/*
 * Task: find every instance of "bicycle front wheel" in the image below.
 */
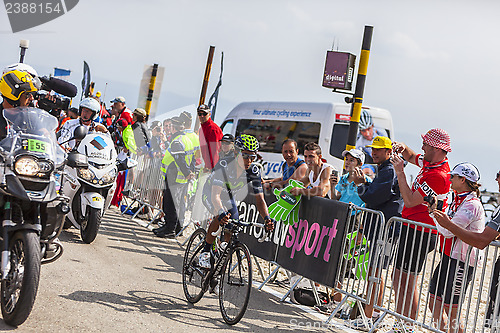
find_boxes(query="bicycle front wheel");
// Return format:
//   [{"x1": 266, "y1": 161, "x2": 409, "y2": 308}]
[
  {"x1": 218, "y1": 243, "x2": 252, "y2": 325},
  {"x1": 182, "y1": 228, "x2": 207, "y2": 303}
]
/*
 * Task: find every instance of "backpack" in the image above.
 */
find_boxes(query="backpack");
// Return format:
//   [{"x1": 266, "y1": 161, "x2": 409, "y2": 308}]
[{"x1": 292, "y1": 288, "x2": 329, "y2": 307}]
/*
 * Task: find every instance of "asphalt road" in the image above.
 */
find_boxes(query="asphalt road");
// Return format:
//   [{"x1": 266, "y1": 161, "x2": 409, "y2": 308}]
[{"x1": 0, "y1": 207, "x2": 350, "y2": 332}]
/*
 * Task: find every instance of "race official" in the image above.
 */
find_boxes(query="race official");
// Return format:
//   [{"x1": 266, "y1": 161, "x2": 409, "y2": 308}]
[{"x1": 154, "y1": 116, "x2": 196, "y2": 238}]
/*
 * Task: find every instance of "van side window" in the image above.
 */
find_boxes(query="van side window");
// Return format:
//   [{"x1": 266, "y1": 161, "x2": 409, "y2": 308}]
[
  {"x1": 236, "y1": 119, "x2": 321, "y2": 154},
  {"x1": 220, "y1": 119, "x2": 234, "y2": 134},
  {"x1": 329, "y1": 124, "x2": 349, "y2": 159}
]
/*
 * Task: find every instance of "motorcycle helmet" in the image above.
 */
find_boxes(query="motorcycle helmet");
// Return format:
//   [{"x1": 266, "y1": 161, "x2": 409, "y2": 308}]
[
  {"x1": 0, "y1": 70, "x2": 37, "y2": 107},
  {"x1": 358, "y1": 109, "x2": 373, "y2": 131},
  {"x1": 79, "y1": 97, "x2": 101, "y2": 121},
  {"x1": 2, "y1": 63, "x2": 41, "y2": 89},
  {"x1": 234, "y1": 134, "x2": 259, "y2": 152}
]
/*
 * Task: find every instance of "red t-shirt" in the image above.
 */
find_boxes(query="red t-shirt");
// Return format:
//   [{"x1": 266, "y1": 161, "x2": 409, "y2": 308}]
[
  {"x1": 200, "y1": 118, "x2": 223, "y2": 169},
  {"x1": 119, "y1": 107, "x2": 133, "y2": 125},
  {"x1": 402, "y1": 154, "x2": 451, "y2": 234}
]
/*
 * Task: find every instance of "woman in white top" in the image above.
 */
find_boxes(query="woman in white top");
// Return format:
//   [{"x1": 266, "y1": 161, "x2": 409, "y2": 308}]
[
  {"x1": 290, "y1": 142, "x2": 336, "y2": 198},
  {"x1": 430, "y1": 162, "x2": 485, "y2": 333}
]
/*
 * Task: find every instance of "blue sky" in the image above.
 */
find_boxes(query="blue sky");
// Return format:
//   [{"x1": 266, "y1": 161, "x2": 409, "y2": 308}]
[{"x1": 1, "y1": 0, "x2": 499, "y2": 190}]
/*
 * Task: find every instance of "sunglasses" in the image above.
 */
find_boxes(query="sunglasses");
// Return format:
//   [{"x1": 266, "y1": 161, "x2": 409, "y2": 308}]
[
  {"x1": 241, "y1": 152, "x2": 257, "y2": 161},
  {"x1": 197, "y1": 111, "x2": 208, "y2": 116}
]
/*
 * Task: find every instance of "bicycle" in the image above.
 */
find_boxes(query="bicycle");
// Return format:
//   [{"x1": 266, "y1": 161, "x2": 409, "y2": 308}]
[{"x1": 182, "y1": 218, "x2": 266, "y2": 325}]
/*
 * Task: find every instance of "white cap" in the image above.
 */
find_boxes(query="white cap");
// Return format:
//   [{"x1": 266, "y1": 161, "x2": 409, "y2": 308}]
[
  {"x1": 342, "y1": 148, "x2": 365, "y2": 165},
  {"x1": 450, "y1": 162, "x2": 480, "y2": 183}
]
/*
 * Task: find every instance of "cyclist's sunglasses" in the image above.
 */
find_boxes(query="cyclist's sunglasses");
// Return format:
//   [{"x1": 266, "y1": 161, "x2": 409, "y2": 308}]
[{"x1": 241, "y1": 152, "x2": 257, "y2": 161}]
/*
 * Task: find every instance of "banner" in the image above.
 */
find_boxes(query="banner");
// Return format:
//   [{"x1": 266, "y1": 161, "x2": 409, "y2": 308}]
[
  {"x1": 54, "y1": 67, "x2": 71, "y2": 79},
  {"x1": 276, "y1": 197, "x2": 350, "y2": 287},
  {"x1": 238, "y1": 190, "x2": 350, "y2": 287},
  {"x1": 81, "y1": 61, "x2": 91, "y2": 99}
]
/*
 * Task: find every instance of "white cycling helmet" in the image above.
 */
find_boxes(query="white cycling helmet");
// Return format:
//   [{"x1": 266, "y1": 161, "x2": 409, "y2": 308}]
[
  {"x1": 2, "y1": 63, "x2": 41, "y2": 89},
  {"x1": 79, "y1": 97, "x2": 101, "y2": 121}
]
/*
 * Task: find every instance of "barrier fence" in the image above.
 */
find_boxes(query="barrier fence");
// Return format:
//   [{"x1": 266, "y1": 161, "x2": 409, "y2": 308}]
[{"x1": 118, "y1": 159, "x2": 500, "y2": 332}]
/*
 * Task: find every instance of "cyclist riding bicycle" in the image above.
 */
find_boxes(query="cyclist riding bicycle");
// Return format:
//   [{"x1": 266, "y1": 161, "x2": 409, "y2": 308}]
[{"x1": 199, "y1": 134, "x2": 274, "y2": 269}]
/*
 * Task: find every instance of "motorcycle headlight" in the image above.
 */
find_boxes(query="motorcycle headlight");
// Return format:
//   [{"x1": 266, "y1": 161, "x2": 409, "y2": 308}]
[
  {"x1": 101, "y1": 173, "x2": 115, "y2": 184},
  {"x1": 15, "y1": 157, "x2": 40, "y2": 176},
  {"x1": 77, "y1": 168, "x2": 94, "y2": 181}
]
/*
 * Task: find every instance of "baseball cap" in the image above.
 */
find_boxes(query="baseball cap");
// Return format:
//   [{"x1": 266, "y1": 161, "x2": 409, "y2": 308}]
[
  {"x1": 450, "y1": 162, "x2": 480, "y2": 183},
  {"x1": 221, "y1": 133, "x2": 235, "y2": 143},
  {"x1": 133, "y1": 108, "x2": 146, "y2": 117},
  {"x1": 366, "y1": 136, "x2": 392, "y2": 149},
  {"x1": 342, "y1": 148, "x2": 365, "y2": 165},
  {"x1": 110, "y1": 96, "x2": 126, "y2": 104},
  {"x1": 179, "y1": 111, "x2": 193, "y2": 123},
  {"x1": 149, "y1": 120, "x2": 161, "y2": 130},
  {"x1": 421, "y1": 128, "x2": 451, "y2": 152},
  {"x1": 170, "y1": 116, "x2": 183, "y2": 126},
  {"x1": 197, "y1": 104, "x2": 210, "y2": 113}
]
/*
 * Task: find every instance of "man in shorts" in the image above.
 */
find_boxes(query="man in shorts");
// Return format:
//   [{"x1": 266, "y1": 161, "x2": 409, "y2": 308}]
[{"x1": 390, "y1": 128, "x2": 452, "y2": 323}]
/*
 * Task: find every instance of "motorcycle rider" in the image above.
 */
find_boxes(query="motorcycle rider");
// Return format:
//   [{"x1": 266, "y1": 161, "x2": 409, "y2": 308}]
[
  {"x1": 57, "y1": 97, "x2": 108, "y2": 151},
  {"x1": 0, "y1": 69, "x2": 38, "y2": 139}
]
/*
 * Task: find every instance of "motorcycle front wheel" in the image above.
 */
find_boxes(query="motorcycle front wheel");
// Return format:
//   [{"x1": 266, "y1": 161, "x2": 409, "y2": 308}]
[
  {"x1": 1, "y1": 231, "x2": 41, "y2": 327},
  {"x1": 80, "y1": 207, "x2": 101, "y2": 244}
]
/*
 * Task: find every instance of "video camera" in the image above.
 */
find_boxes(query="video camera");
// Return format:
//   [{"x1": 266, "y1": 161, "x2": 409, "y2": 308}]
[{"x1": 33, "y1": 76, "x2": 77, "y2": 114}]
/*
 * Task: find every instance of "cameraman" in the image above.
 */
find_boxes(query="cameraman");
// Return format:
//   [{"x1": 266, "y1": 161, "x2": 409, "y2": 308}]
[
  {"x1": 0, "y1": 70, "x2": 38, "y2": 139},
  {"x1": 57, "y1": 97, "x2": 108, "y2": 151}
]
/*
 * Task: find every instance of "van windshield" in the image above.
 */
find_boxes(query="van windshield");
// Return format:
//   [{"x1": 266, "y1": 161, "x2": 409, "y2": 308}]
[{"x1": 236, "y1": 119, "x2": 321, "y2": 153}]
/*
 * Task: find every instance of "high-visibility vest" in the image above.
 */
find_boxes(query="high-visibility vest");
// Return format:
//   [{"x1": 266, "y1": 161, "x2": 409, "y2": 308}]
[
  {"x1": 122, "y1": 125, "x2": 137, "y2": 155},
  {"x1": 161, "y1": 132, "x2": 196, "y2": 183}
]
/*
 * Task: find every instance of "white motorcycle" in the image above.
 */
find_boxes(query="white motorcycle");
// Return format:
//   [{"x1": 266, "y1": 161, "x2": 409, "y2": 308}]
[{"x1": 62, "y1": 131, "x2": 118, "y2": 244}]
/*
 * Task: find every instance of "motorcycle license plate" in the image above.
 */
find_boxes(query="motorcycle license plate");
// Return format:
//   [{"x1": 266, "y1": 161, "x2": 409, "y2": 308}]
[{"x1": 27, "y1": 139, "x2": 48, "y2": 153}]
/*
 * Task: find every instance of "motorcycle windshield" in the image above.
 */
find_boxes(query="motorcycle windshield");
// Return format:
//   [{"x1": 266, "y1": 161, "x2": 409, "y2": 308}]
[{"x1": 2, "y1": 107, "x2": 66, "y2": 165}]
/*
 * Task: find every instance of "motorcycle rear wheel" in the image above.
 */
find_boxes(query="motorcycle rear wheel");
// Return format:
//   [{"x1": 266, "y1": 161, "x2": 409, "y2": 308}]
[
  {"x1": 1, "y1": 231, "x2": 41, "y2": 327},
  {"x1": 81, "y1": 207, "x2": 101, "y2": 244}
]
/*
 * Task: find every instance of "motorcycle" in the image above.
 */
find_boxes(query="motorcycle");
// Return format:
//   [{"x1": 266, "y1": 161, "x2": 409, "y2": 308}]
[
  {"x1": 61, "y1": 130, "x2": 135, "y2": 244},
  {"x1": 0, "y1": 107, "x2": 70, "y2": 326}
]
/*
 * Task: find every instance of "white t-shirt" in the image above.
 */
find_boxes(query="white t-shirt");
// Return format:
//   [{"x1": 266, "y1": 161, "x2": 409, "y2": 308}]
[{"x1": 308, "y1": 163, "x2": 335, "y2": 198}]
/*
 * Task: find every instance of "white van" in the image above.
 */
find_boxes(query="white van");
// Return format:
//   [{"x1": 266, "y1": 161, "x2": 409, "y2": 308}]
[{"x1": 220, "y1": 102, "x2": 394, "y2": 179}]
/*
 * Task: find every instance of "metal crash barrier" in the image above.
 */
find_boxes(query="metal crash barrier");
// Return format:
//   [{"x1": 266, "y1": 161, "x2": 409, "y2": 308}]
[{"x1": 118, "y1": 158, "x2": 500, "y2": 332}]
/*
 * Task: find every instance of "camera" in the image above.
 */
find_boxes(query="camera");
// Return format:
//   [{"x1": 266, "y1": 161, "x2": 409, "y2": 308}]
[
  {"x1": 423, "y1": 195, "x2": 444, "y2": 211},
  {"x1": 34, "y1": 91, "x2": 71, "y2": 112}
]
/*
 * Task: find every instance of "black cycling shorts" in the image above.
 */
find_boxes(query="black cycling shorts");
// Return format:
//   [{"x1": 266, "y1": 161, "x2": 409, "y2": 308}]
[
  {"x1": 429, "y1": 254, "x2": 474, "y2": 305},
  {"x1": 394, "y1": 224, "x2": 437, "y2": 274}
]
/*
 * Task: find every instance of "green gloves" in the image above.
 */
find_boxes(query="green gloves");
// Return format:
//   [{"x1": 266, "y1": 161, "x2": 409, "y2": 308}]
[
  {"x1": 268, "y1": 179, "x2": 305, "y2": 225},
  {"x1": 344, "y1": 231, "x2": 370, "y2": 280}
]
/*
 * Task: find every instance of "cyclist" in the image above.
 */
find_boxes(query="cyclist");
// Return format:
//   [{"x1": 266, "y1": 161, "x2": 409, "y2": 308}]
[
  {"x1": 0, "y1": 70, "x2": 38, "y2": 139},
  {"x1": 198, "y1": 134, "x2": 274, "y2": 269},
  {"x1": 57, "y1": 97, "x2": 108, "y2": 150}
]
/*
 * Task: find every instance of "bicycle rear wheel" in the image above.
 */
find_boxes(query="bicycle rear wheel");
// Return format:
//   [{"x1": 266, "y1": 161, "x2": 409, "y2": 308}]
[
  {"x1": 182, "y1": 228, "x2": 207, "y2": 303},
  {"x1": 219, "y1": 243, "x2": 252, "y2": 325}
]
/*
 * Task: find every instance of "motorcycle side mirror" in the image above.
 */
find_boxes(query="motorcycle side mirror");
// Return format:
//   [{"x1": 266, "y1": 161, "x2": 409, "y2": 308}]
[
  {"x1": 67, "y1": 151, "x2": 88, "y2": 168},
  {"x1": 117, "y1": 158, "x2": 138, "y2": 172},
  {"x1": 73, "y1": 126, "x2": 88, "y2": 141}
]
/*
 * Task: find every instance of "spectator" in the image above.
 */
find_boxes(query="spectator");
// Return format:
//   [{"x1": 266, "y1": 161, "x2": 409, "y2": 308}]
[
  {"x1": 180, "y1": 111, "x2": 200, "y2": 164},
  {"x1": 362, "y1": 164, "x2": 376, "y2": 180},
  {"x1": 429, "y1": 163, "x2": 485, "y2": 332},
  {"x1": 163, "y1": 118, "x2": 173, "y2": 143},
  {"x1": 390, "y1": 128, "x2": 452, "y2": 326},
  {"x1": 149, "y1": 120, "x2": 165, "y2": 156},
  {"x1": 219, "y1": 133, "x2": 235, "y2": 159},
  {"x1": 111, "y1": 119, "x2": 136, "y2": 207},
  {"x1": 290, "y1": 142, "x2": 335, "y2": 198},
  {"x1": 347, "y1": 136, "x2": 403, "y2": 330},
  {"x1": 198, "y1": 104, "x2": 223, "y2": 170},
  {"x1": 434, "y1": 171, "x2": 500, "y2": 328},
  {"x1": 330, "y1": 148, "x2": 371, "y2": 207},
  {"x1": 356, "y1": 109, "x2": 388, "y2": 163},
  {"x1": 110, "y1": 96, "x2": 133, "y2": 125},
  {"x1": 131, "y1": 108, "x2": 151, "y2": 155},
  {"x1": 264, "y1": 139, "x2": 308, "y2": 190}
]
